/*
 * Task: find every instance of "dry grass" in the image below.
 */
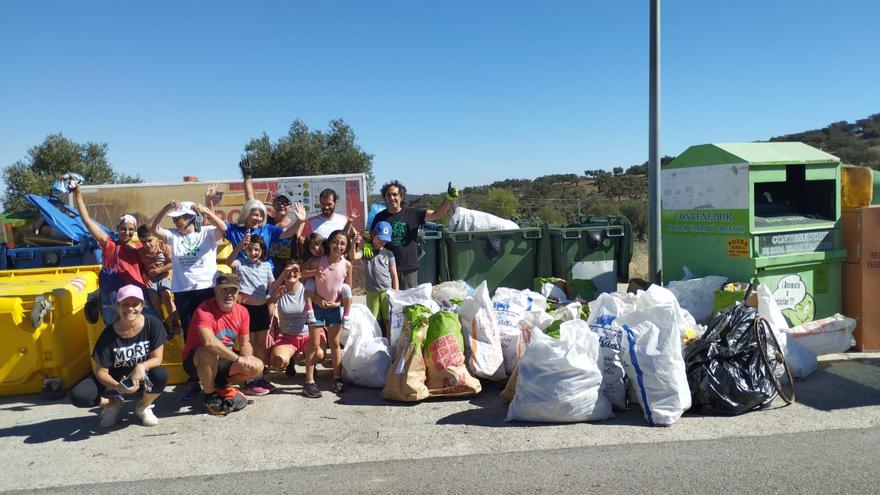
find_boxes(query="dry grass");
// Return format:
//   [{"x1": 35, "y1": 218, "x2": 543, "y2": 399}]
[{"x1": 629, "y1": 241, "x2": 649, "y2": 280}]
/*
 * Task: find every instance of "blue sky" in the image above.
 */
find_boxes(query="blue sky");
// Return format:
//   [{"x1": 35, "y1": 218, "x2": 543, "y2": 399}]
[{"x1": 1, "y1": 1, "x2": 877, "y2": 196}]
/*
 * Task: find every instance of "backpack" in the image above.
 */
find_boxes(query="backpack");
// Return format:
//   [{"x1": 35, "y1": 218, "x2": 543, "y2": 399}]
[{"x1": 215, "y1": 386, "x2": 250, "y2": 415}]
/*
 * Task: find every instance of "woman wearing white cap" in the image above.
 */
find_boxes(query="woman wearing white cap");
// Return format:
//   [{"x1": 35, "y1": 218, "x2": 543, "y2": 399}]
[
  {"x1": 69, "y1": 285, "x2": 169, "y2": 427},
  {"x1": 148, "y1": 199, "x2": 228, "y2": 342},
  {"x1": 70, "y1": 180, "x2": 148, "y2": 325}
]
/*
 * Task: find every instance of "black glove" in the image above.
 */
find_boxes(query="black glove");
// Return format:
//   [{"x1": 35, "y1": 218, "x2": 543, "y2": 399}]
[
  {"x1": 445, "y1": 181, "x2": 459, "y2": 200},
  {"x1": 239, "y1": 156, "x2": 253, "y2": 178}
]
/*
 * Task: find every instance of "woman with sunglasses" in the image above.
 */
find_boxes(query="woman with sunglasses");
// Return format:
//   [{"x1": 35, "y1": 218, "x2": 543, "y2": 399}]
[{"x1": 71, "y1": 181, "x2": 148, "y2": 325}]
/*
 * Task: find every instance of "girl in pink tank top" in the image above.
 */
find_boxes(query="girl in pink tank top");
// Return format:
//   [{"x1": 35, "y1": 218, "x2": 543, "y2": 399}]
[{"x1": 302, "y1": 230, "x2": 353, "y2": 396}]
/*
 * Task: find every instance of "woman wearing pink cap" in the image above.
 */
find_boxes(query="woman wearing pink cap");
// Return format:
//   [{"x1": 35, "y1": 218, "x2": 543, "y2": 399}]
[{"x1": 69, "y1": 285, "x2": 169, "y2": 428}]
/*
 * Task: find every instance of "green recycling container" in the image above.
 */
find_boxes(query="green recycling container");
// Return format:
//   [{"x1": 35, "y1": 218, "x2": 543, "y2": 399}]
[
  {"x1": 416, "y1": 227, "x2": 445, "y2": 285},
  {"x1": 546, "y1": 217, "x2": 632, "y2": 296},
  {"x1": 445, "y1": 227, "x2": 544, "y2": 293}
]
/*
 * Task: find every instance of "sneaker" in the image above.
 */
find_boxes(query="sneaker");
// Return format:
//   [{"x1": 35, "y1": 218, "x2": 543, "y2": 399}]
[
  {"x1": 255, "y1": 378, "x2": 276, "y2": 393},
  {"x1": 203, "y1": 393, "x2": 227, "y2": 416},
  {"x1": 333, "y1": 377, "x2": 346, "y2": 394},
  {"x1": 342, "y1": 315, "x2": 352, "y2": 331},
  {"x1": 99, "y1": 397, "x2": 124, "y2": 428},
  {"x1": 181, "y1": 380, "x2": 202, "y2": 401},
  {"x1": 305, "y1": 310, "x2": 316, "y2": 324},
  {"x1": 244, "y1": 380, "x2": 271, "y2": 396},
  {"x1": 134, "y1": 404, "x2": 159, "y2": 426},
  {"x1": 302, "y1": 382, "x2": 322, "y2": 398},
  {"x1": 285, "y1": 361, "x2": 298, "y2": 377}
]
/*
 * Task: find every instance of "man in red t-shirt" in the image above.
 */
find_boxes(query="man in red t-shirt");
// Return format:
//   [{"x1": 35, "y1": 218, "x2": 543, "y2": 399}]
[{"x1": 182, "y1": 272, "x2": 262, "y2": 414}]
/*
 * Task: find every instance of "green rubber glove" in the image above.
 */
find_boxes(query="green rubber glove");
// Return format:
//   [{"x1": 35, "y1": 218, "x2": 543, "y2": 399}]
[
  {"x1": 445, "y1": 181, "x2": 459, "y2": 200},
  {"x1": 362, "y1": 243, "x2": 375, "y2": 260}
]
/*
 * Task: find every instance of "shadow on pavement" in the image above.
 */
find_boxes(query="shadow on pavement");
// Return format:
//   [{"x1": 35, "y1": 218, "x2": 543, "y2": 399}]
[
  {"x1": 795, "y1": 357, "x2": 880, "y2": 411},
  {"x1": 0, "y1": 391, "x2": 193, "y2": 443}
]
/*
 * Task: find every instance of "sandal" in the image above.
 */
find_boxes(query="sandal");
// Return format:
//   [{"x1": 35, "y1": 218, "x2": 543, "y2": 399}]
[{"x1": 333, "y1": 377, "x2": 346, "y2": 394}]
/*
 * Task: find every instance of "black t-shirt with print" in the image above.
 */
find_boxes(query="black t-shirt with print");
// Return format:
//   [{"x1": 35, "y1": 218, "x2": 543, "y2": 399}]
[
  {"x1": 92, "y1": 315, "x2": 168, "y2": 379},
  {"x1": 370, "y1": 207, "x2": 427, "y2": 273}
]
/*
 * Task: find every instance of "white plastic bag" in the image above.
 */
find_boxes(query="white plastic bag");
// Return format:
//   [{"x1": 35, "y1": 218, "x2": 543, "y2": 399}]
[
  {"x1": 540, "y1": 282, "x2": 568, "y2": 302},
  {"x1": 785, "y1": 339, "x2": 818, "y2": 379},
  {"x1": 492, "y1": 287, "x2": 548, "y2": 374},
  {"x1": 458, "y1": 281, "x2": 506, "y2": 381},
  {"x1": 341, "y1": 309, "x2": 392, "y2": 388},
  {"x1": 432, "y1": 281, "x2": 473, "y2": 304},
  {"x1": 505, "y1": 321, "x2": 612, "y2": 423},
  {"x1": 586, "y1": 293, "x2": 633, "y2": 410},
  {"x1": 341, "y1": 335, "x2": 392, "y2": 388},
  {"x1": 447, "y1": 206, "x2": 519, "y2": 232},
  {"x1": 616, "y1": 286, "x2": 692, "y2": 426},
  {"x1": 339, "y1": 304, "x2": 382, "y2": 347},
  {"x1": 387, "y1": 284, "x2": 440, "y2": 350},
  {"x1": 666, "y1": 275, "x2": 728, "y2": 324},
  {"x1": 785, "y1": 314, "x2": 856, "y2": 356}
]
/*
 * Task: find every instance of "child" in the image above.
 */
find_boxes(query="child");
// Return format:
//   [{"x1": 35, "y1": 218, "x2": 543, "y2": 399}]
[
  {"x1": 360, "y1": 221, "x2": 398, "y2": 338},
  {"x1": 136, "y1": 225, "x2": 181, "y2": 335},
  {"x1": 301, "y1": 230, "x2": 353, "y2": 397},
  {"x1": 301, "y1": 233, "x2": 353, "y2": 328},
  {"x1": 227, "y1": 233, "x2": 276, "y2": 396}
]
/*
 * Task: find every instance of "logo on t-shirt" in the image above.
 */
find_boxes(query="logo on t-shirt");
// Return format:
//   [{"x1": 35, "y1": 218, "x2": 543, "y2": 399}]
[
  {"x1": 391, "y1": 221, "x2": 406, "y2": 246},
  {"x1": 112, "y1": 342, "x2": 150, "y2": 367},
  {"x1": 215, "y1": 328, "x2": 238, "y2": 349}
]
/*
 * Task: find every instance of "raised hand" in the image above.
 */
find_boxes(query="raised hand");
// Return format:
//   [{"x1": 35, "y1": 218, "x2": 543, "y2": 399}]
[
  {"x1": 291, "y1": 202, "x2": 306, "y2": 222},
  {"x1": 445, "y1": 181, "x2": 460, "y2": 200},
  {"x1": 239, "y1": 156, "x2": 253, "y2": 178}
]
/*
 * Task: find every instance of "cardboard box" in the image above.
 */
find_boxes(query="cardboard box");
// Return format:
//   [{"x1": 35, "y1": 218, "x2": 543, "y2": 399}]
[{"x1": 841, "y1": 207, "x2": 880, "y2": 351}]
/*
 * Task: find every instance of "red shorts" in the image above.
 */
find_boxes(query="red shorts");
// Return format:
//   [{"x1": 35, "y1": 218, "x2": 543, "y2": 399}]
[{"x1": 272, "y1": 332, "x2": 326, "y2": 353}]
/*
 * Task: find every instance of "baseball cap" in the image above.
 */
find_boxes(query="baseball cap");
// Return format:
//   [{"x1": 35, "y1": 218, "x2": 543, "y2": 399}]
[
  {"x1": 373, "y1": 221, "x2": 393, "y2": 242},
  {"x1": 167, "y1": 201, "x2": 197, "y2": 218},
  {"x1": 116, "y1": 285, "x2": 145, "y2": 303},
  {"x1": 273, "y1": 193, "x2": 291, "y2": 205},
  {"x1": 214, "y1": 272, "x2": 241, "y2": 289}
]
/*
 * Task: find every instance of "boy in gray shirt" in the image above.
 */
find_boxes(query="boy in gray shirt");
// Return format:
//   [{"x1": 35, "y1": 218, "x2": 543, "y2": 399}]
[{"x1": 361, "y1": 221, "x2": 398, "y2": 337}]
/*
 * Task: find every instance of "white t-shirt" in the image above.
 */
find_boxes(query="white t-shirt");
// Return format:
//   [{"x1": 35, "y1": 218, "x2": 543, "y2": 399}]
[
  {"x1": 163, "y1": 226, "x2": 219, "y2": 292},
  {"x1": 305, "y1": 213, "x2": 348, "y2": 239}
]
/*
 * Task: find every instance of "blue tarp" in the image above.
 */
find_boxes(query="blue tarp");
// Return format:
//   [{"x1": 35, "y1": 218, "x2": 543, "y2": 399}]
[{"x1": 25, "y1": 194, "x2": 113, "y2": 243}]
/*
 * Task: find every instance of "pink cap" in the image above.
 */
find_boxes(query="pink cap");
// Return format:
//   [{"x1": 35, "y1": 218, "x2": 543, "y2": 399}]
[{"x1": 116, "y1": 284, "x2": 145, "y2": 303}]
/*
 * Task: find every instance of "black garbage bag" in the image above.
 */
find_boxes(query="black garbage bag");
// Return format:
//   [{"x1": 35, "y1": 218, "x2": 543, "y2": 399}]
[{"x1": 684, "y1": 302, "x2": 794, "y2": 415}]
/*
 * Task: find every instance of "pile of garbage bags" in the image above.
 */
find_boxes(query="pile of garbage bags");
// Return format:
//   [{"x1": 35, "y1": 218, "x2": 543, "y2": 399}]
[{"x1": 337, "y1": 270, "x2": 861, "y2": 426}]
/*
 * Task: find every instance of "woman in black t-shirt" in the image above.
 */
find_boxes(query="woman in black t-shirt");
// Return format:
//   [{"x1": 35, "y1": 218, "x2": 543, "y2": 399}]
[{"x1": 69, "y1": 285, "x2": 169, "y2": 428}]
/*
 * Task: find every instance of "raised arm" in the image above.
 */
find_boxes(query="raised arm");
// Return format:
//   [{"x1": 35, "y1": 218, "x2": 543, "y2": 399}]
[
  {"x1": 204, "y1": 183, "x2": 221, "y2": 209},
  {"x1": 70, "y1": 185, "x2": 109, "y2": 245},
  {"x1": 148, "y1": 201, "x2": 177, "y2": 239},
  {"x1": 425, "y1": 182, "x2": 459, "y2": 222},
  {"x1": 279, "y1": 202, "x2": 307, "y2": 240},
  {"x1": 240, "y1": 156, "x2": 256, "y2": 202},
  {"x1": 194, "y1": 202, "x2": 228, "y2": 241}
]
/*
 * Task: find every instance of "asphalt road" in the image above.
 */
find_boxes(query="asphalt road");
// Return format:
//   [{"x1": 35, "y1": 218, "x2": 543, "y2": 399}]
[
  {"x1": 0, "y1": 353, "x2": 877, "y2": 493},
  {"x1": 11, "y1": 427, "x2": 879, "y2": 494}
]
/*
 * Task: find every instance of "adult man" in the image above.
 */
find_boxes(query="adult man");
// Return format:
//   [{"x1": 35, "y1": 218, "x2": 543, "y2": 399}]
[
  {"x1": 369, "y1": 181, "x2": 457, "y2": 289},
  {"x1": 302, "y1": 188, "x2": 350, "y2": 238},
  {"x1": 182, "y1": 272, "x2": 263, "y2": 415}
]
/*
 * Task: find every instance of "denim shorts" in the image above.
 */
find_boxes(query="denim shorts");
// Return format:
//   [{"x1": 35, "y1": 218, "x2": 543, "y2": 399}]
[{"x1": 312, "y1": 305, "x2": 342, "y2": 327}]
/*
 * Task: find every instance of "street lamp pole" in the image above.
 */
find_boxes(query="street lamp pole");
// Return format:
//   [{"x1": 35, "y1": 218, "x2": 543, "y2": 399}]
[{"x1": 648, "y1": 0, "x2": 662, "y2": 284}]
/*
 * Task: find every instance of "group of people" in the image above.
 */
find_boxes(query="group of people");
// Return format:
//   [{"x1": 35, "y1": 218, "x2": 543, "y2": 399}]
[{"x1": 67, "y1": 163, "x2": 458, "y2": 426}]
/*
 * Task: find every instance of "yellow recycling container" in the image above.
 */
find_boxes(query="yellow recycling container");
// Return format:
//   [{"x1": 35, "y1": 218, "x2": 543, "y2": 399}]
[{"x1": 0, "y1": 266, "x2": 101, "y2": 397}]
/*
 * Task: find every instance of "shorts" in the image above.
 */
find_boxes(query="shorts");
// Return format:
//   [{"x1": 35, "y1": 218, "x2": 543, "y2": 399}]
[
  {"x1": 272, "y1": 332, "x2": 327, "y2": 353},
  {"x1": 183, "y1": 352, "x2": 235, "y2": 388},
  {"x1": 243, "y1": 303, "x2": 271, "y2": 331},
  {"x1": 312, "y1": 305, "x2": 342, "y2": 327},
  {"x1": 365, "y1": 289, "x2": 390, "y2": 321},
  {"x1": 146, "y1": 277, "x2": 172, "y2": 293}
]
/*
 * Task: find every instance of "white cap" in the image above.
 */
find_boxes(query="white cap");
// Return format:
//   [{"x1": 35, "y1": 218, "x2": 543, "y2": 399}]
[{"x1": 167, "y1": 201, "x2": 196, "y2": 218}]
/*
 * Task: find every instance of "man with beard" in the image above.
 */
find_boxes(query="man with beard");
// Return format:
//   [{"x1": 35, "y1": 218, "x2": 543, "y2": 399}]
[{"x1": 368, "y1": 181, "x2": 458, "y2": 289}]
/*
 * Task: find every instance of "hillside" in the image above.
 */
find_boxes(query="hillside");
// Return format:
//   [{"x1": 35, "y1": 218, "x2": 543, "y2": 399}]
[{"x1": 400, "y1": 113, "x2": 880, "y2": 241}]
